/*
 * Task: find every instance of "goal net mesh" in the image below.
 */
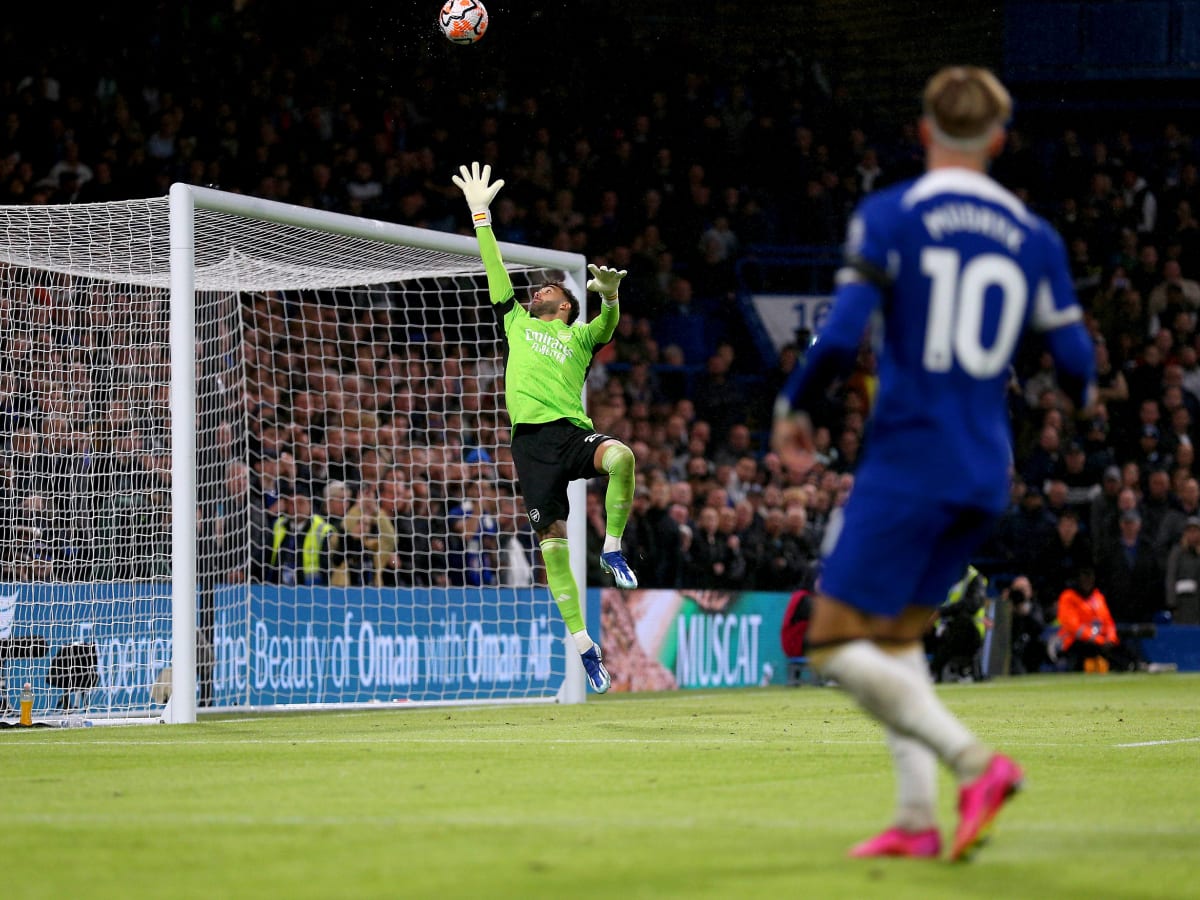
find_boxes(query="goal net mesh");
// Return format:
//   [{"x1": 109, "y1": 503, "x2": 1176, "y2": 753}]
[{"x1": 0, "y1": 195, "x2": 572, "y2": 722}]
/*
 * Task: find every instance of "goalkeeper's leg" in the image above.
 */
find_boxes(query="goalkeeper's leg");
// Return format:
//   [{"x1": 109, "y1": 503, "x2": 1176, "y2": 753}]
[
  {"x1": 540, "y1": 528, "x2": 609, "y2": 692},
  {"x1": 595, "y1": 440, "x2": 638, "y2": 589}
]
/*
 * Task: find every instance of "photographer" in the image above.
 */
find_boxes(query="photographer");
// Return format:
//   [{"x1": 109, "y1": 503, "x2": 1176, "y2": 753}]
[
  {"x1": 1006, "y1": 575, "x2": 1048, "y2": 675},
  {"x1": 926, "y1": 566, "x2": 989, "y2": 682}
]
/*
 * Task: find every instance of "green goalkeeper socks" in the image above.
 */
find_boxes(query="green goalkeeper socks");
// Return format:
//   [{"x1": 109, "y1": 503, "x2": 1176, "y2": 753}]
[
  {"x1": 540, "y1": 537, "x2": 585, "y2": 633},
  {"x1": 600, "y1": 443, "x2": 635, "y2": 540}
]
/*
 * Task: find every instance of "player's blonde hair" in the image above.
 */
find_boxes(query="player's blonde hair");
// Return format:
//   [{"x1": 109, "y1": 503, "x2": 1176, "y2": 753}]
[{"x1": 922, "y1": 66, "x2": 1012, "y2": 153}]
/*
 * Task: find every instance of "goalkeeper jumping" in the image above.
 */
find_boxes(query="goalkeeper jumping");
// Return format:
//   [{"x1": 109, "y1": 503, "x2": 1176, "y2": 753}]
[{"x1": 453, "y1": 161, "x2": 639, "y2": 693}]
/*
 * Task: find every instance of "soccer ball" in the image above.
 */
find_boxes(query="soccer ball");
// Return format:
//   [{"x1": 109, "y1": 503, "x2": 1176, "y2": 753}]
[{"x1": 439, "y1": 0, "x2": 488, "y2": 44}]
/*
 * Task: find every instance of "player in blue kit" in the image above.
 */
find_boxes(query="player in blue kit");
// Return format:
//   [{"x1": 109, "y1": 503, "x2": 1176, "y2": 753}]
[{"x1": 773, "y1": 66, "x2": 1096, "y2": 861}]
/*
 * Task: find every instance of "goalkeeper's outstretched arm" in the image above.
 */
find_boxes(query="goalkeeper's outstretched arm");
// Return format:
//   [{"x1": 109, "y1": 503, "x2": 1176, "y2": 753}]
[
  {"x1": 452, "y1": 161, "x2": 514, "y2": 307},
  {"x1": 585, "y1": 263, "x2": 626, "y2": 344}
]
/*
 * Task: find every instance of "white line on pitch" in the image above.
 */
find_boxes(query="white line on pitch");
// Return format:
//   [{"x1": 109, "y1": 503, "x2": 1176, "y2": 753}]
[
  {"x1": 1114, "y1": 736, "x2": 1200, "y2": 748},
  {"x1": 1, "y1": 812, "x2": 1197, "y2": 836},
  {"x1": 0, "y1": 736, "x2": 767, "y2": 747}
]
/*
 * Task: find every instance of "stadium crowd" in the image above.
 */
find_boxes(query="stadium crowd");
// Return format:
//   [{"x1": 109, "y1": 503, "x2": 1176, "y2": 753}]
[{"x1": 2, "y1": 6, "x2": 1200, "y2": 673}]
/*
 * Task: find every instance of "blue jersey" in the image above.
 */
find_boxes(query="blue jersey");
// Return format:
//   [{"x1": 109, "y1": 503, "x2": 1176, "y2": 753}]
[{"x1": 783, "y1": 167, "x2": 1095, "y2": 513}]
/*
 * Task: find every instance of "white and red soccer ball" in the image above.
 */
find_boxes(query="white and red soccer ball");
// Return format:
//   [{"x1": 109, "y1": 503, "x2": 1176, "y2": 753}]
[{"x1": 439, "y1": 0, "x2": 488, "y2": 44}]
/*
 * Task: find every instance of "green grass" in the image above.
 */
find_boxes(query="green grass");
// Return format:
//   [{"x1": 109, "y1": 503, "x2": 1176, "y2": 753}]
[{"x1": 2, "y1": 675, "x2": 1198, "y2": 899}]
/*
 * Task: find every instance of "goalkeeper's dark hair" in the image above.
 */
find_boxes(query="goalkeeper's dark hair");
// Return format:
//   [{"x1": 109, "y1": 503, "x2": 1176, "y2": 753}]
[{"x1": 543, "y1": 281, "x2": 580, "y2": 325}]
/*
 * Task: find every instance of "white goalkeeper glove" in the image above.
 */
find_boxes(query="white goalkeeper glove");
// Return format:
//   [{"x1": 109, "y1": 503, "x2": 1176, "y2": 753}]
[
  {"x1": 586, "y1": 263, "x2": 628, "y2": 302},
  {"x1": 451, "y1": 161, "x2": 505, "y2": 228}
]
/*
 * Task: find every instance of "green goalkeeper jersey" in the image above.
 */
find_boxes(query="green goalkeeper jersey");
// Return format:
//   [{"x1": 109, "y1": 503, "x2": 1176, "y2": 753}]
[{"x1": 477, "y1": 225, "x2": 618, "y2": 429}]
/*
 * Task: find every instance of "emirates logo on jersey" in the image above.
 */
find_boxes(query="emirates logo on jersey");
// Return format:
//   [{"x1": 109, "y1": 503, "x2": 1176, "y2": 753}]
[{"x1": 524, "y1": 328, "x2": 574, "y2": 363}]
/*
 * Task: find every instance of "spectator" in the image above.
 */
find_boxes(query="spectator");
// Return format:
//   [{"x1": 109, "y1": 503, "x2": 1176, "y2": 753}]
[
  {"x1": 1119, "y1": 167, "x2": 1158, "y2": 238},
  {"x1": 818, "y1": 472, "x2": 854, "y2": 559},
  {"x1": 585, "y1": 489, "x2": 608, "y2": 587},
  {"x1": 1020, "y1": 424, "x2": 1062, "y2": 493},
  {"x1": 712, "y1": 423, "x2": 754, "y2": 469},
  {"x1": 1032, "y1": 508, "x2": 1092, "y2": 606},
  {"x1": 744, "y1": 506, "x2": 810, "y2": 591},
  {"x1": 1130, "y1": 243, "x2": 1162, "y2": 301},
  {"x1": 1081, "y1": 408, "x2": 1118, "y2": 476},
  {"x1": 1088, "y1": 466, "x2": 1126, "y2": 556},
  {"x1": 446, "y1": 496, "x2": 498, "y2": 588},
  {"x1": 1125, "y1": 343, "x2": 1166, "y2": 412},
  {"x1": 496, "y1": 496, "x2": 539, "y2": 587},
  {"x1": 343, "y1": 483, "x2": 396, "y2": 587},
  {"x1": 619, "y1": 484, "x2": 657, "y2": 584},
  {"x1": 645, "y1": 477, "x2": 686, "y2": 588},
  {"x1": 1093, "y1": 342, "x2": 1129, "y2": 418},
  {"x1": 1132, "y1": 424, "x2": 1174, "y2": 476},
  {"x1": 691, "y1": 347, "x2": 747, "y2": 447},
  {"x1": 1139, "y1": 468, "x2": 1174, "y2": 546},
  {"x1": 1096, "y1": 509, "x2": 1164, "y2": 624},
  {"x1": 1042, "y1": 479, "x2": 1075, "y2": 523},
  {"x1": 321, "y1": 480, "x2": 355, "y2": 586},
  {"x1": 1147, "y1": 260, "x2": 1200, "y2": 321},
  {"x1": 1164, "y1": 515, "x2": 1200, "y2": 624},
  {"x1": 212, "y1": 458, "x2": 269, "y2": 585},
  {"x1": 1180, "y1": 345, "x2": 1200, "y2": 404},
  {"x1": 1058, "y1": 441, "x2": 1099, "y2": 512},
  {"x1": 1156, "y1": 476, "x2": 1200, "y2": 561},
  {"x1": 992, "y1": 482, "x2": 1057, "y2": 575},
  {"x1": 378, "y1": 471, "x2": 443, "y2": 587},
  {"x1": 685, "y1": 505, "x2": 746, "y2": 589}
]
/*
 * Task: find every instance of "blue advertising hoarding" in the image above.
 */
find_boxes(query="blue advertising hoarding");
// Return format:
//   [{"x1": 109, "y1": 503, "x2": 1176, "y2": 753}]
[
  {"x1": 209, "y1": 585, "x2": 566, "y2": 706},
  {"x1": 1, "y1": 583, "x2": 567, "y2": 713},
  {"x1": 0, "y1": 582, "x2": 173, "y2": 715}
]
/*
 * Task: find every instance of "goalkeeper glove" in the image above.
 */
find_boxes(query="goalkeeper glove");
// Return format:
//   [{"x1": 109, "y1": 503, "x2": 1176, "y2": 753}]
[
  {"x1": 451, "y1": 161, "x2": 505, "y2": 228},
  {"x1": 586, "y1": 263, "x2": 627, "y2": 302}
]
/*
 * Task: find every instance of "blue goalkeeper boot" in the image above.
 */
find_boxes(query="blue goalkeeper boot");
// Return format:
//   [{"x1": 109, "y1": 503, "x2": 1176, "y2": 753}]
[
  {"x1": 600, "y1": 550, "x2": 638, "y2": 589},
  {"x1": 580, "y1": 644, "x2": 611, "y2": 693}
]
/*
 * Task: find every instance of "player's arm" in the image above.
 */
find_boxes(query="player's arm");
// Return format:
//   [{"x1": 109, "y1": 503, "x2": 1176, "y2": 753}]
[
  {"x1": 772, "y1": 211, "x2": 886, "y2": 473},
  {"x1": 452, "y1": 162, "x2": 518, "y2": 310},
  {"x1": 584, "y1": 263, "x2": 627, "y2": 344},
  {"x1": 777, "y1": 208, "x2": 888, "y2": 417},
  {"x1": 1033, "y1": 230, "x2": 1097, "y2": 412}
]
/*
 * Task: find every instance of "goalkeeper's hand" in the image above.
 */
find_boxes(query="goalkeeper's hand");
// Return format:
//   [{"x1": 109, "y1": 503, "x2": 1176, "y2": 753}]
[
  {"x1": 451, "y1": 161, "x2": 504, "y2": 228},
  {"x1": 586, "y1": 263, "x2": 627, "y2": 301}
]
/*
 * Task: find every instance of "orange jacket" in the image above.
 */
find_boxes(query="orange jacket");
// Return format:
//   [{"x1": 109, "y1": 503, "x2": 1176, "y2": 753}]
[{"x1": 1057, "y1": 586, "x2": 1119, "y2": 650}]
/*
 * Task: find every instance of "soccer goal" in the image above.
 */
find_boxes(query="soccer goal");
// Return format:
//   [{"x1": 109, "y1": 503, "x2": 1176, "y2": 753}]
[{"x1": 0, "y1": 184, "x2": 591, "y2": 725}]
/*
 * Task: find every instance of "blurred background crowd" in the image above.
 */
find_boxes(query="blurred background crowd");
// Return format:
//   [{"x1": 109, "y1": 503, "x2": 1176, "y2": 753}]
[{"x1": 3, "y1": 2, "x2": 1200, "y2": 663}]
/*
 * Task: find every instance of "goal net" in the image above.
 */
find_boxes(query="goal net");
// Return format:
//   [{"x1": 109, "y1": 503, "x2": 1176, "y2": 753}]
[{"x1": 0, "y1": 185, "x2": 590, "y2": 725}]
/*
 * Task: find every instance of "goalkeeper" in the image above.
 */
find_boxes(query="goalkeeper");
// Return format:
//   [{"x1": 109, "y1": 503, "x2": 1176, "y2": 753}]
[{"x1": 452, "y1": 161, "x2": 639, "y2": 694}]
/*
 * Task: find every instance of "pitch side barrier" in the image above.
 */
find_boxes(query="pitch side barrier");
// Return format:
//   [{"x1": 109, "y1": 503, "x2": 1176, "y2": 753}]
[{"x1": 0, "y1": 584, "x2": 571, "y2": 718}]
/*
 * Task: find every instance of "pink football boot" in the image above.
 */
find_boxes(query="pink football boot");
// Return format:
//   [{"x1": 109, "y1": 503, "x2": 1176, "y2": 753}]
[
  {"x1": 950, "y1": 753, "x2": 1024, "y2": 861},
  {"x1": 848, "y1": 827, "x2": 942, "y2": 859}
]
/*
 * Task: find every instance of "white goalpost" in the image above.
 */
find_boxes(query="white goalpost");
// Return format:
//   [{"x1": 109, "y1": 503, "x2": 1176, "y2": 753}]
[{"x1": 0, "y1": 184, "x2": 591, "y2": 726}]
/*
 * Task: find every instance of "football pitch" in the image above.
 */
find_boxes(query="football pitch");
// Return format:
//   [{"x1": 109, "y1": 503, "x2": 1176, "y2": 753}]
[{"x1": 2, "y1": 675, "x2": 1196, "y2": 899}]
